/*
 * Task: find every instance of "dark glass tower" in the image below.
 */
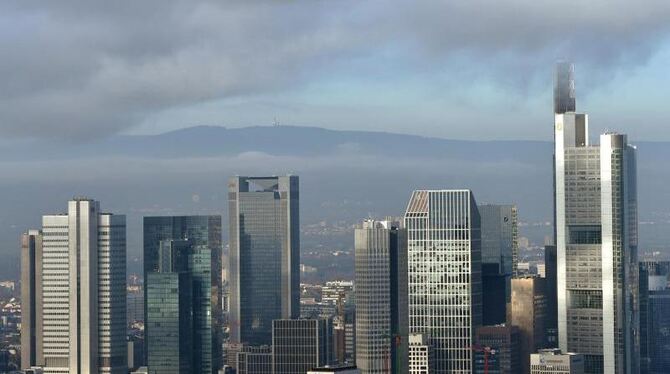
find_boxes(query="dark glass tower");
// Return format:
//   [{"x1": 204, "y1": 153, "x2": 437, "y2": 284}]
[
  {"x1": 228, "y1": 176, "x2": 300, "y2": 345},
  {"x1": 146, "y1": 239, "x2": 212, "y2": 374},
  {"x1": 143, "y1": 216, "x2": 222, "y2": 372}
]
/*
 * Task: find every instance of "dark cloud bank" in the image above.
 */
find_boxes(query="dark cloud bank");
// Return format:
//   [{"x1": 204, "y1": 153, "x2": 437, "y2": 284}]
[{"x1": 2, "y1": 1, "x2": 670, "y2": 139}]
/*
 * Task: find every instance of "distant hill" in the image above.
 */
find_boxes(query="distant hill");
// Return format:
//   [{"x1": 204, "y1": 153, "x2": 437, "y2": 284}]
[{"x1": 0, "y1": 125, "x2": 668, "y2": 278}]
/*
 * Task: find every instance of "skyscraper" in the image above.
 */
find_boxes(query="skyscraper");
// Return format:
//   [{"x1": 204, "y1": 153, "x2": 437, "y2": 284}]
[
  {"x1": 474, "y1": 325, "x2": 521, "y2": 374},
  {"x1": 20, "y1": 230, "x2": 42, "y2": 370},
  {"x1": 354, "y1": 219, "x2": 408, "y2": 373},
  {"x1": 143, "y1": 215, "x2": 222, "y2": 372},
  {"x1": 26, "y1": 198, "x2": 127, "y2": 373},
  {"x1": 146, "y1": 239, "x2": 212, "y2": 374},
  {"x1": 554, "y1": 64, "x2": 639, "y2": 373},
  {"x1": 405, "y1": 189, "x2": 482, "y2": 373},
  {"x1": 272, "y1": 319, "x2": 332, "y2": 374},
  {"x1": 508, "y1": 276, "x2": 547, "y2": 374},
  {"x1": 479, "y1": 204, "x2": 518, "y2": 325},
  {"x1": 228, "y1": 176, "x2": 300, "y2": 346},
  {"x1": 554, "y1": 61, "x2": 576, "y2": 114}
]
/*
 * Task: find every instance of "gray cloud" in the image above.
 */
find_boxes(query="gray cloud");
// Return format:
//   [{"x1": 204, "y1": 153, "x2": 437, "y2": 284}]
[{"x1": 2, "y1": 0, "x2": 670, "y2": 139}]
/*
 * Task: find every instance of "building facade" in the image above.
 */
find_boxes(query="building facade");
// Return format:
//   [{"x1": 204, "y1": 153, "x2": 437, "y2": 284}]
[
  {"x1": 508, "y1": 276, "x2": 547, "y2": 374},
  {"x1": 21, "y1": 230, "x2": 42, "y2": 370},
  {"x1": 228, "y1": 176, "x2": 300, "y2": 346},
  {"x1": 272, "y1": 319, "x2": 332, "y2": 374},
  {"x1": 146, "y1": 239, "x2": 213, "y2": 374},
  {"x1": 479, "y1": 204, "x2": 518, "y2": 325},
  {"x1": 143, "y1": 215, "x2": 222, "y2": 372},
  {"x1": 408, "y1": 334, "x2": 431, "y2": 374},
  {"x1": 474, "y1": 325, "x2": 520, "y2": 374},
  {"x1": 554, "y1": 63, "x2": 639, "y2": 374},
  {"x1": 354, "y1": 219, "x2": 408, "y2": 374},
  {"x1": 405, "y1": 190, "x2": 482, "y2": 373},
  {"x1": 530, "y1": 349, "x2": 584, "y2": 374},
  {"x1": 25, "y1": 198, "x2": 127, "y2": 373}
]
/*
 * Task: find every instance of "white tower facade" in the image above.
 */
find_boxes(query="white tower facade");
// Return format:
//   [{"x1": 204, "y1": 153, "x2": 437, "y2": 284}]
[
  {"x1": 405, "y1": 190, "x2": 482, "y2": 373},
  {"x1": 39, "y1": 199, "x2": 126, "y2": 374},
  {"x1": 554, "y1": 113, "x2": 639, "y2": 373}
]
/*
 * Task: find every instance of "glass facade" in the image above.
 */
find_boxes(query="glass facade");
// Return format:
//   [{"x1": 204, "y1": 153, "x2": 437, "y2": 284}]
[
  {"x1": 405, "y1": 190, "x2": 482, "y2": 373},
  {"x1": 228, "y1": 176, "x2": 300, "y2": 346},
  {"x1": 272, "y1": 319, "x2": 332, "y2": 374},
  {"x1": 354, "y1": 220, "x2": 408, "y2": 374},
  {"x1": 143, "y1": 215, "x2": 222, "y2": 372},
  {"x1": 146, "y1": 239, "x2": 212, "y2": 374},
  {"x1": 146, "y1": 272, "x2": 193, "y2": 374}
]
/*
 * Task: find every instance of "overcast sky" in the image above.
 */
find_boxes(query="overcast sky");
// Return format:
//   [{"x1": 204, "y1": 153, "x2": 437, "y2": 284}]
[{"x1": 3, "y1": 0, "x2": 670, "y2": 141}]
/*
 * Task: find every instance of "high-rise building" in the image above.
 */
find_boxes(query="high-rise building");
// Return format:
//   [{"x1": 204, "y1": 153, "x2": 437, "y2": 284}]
[
  {"x1": 508, "y1": 276, "x2": 547, "y2": 374},
  {"x1": 236, "y1": 346, "x2": 272, "y2": 374},
  {"x1": 479, "y1": 204, "x2": 518, "y2": 325},
  {"x1": 272, "y1": 319, "x2": 332, "y2": 373},
  {"x1": 544, "y1": 245, "x2": 558, "y2": 347},
  {"x1": 146, "y1": 239, "x2": 212, "y2": 374},
  {"x1": 21, "y1": 230, "x2": 42, "y2": 370},
  {"x1": 143, "y1": 215, "x2": 222, "y2": 372},
  {"x1": 408, "y1": 334, "x2": 431, "y2": 374},
  {"x1": 530, "y1": 349, "x2": 584, "y2": 374},
  {"x1": 554, "y1": 62, "x2": 639, "y2": 374},
  {"x1": 554, "y1": 61, "x2": 576, "y2": 114},
  {"x1": 228, "y1": 176, "x2": 300, "y2": 346},
  {"x1": 405, "y1": 189, "x2": 482, "y2": 373},
  {"x1": 475, "y1": 325, "x2": 521, "y2": 374},
  {"x1": 479, "y1": 204, "x2": 518, "y2": 276},
  {"x1": 354, "y1": 219, "x2": 408, "y2": 374},
  {"x1": 25, "y1": 198, "x2": 127, "y2": 373}
]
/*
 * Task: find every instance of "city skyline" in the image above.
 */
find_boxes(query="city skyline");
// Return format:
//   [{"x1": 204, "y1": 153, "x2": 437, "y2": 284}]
[{"x1": 3, "y1": 6, "x2": 667, "y2": 370}]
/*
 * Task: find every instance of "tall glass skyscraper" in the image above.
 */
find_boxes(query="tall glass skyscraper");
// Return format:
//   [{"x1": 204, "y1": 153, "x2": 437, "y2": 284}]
[
  {"x1": 354, "y1": 219, "x2": 408, "y2": 373},
  {"x1": 554, "y1": 63, "x2": 639, "y2": 374},
  {"x1": 405, "y1": 190, "x2": 482, "y2": 373},
  {"x1": 146, "y1": 239, "x2": 212, "y2": 374},
  {"x1": 22, "y1": 199, "x2": 127, "y2": 374},
  {"x1": 228, "y1": 176, "x2": 300, "y2": 346},
  {"x1": 478, "y1": 204, "x2": 518, "y2": 325},
  {"x1": 143, "y1": 215, "x2": 222, "y2": 372}
]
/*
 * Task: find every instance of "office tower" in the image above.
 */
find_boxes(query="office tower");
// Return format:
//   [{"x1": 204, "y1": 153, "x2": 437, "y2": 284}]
[
  {"x1": 31, "y1": 198, "x2": 126, "y2": 373},
  {"x1": 554, "y1": 105, "x2": 640, "y2": 371},
  {"x1": 21, "y1": 230, "x2": 42, "y2": 370},
  {"x1": 272, "y1": 319, "x2": 332, "y2": 373},
  {"x1": 638, "y1": 264, "x2": 650, "y2": 374},
  {"x1": 479, "y1": 204, "x2": 518, "y2": 276},
  {"x1": 508, "y1": 276, "x2": 547, "y2": 374},
  {"x1": 308, "y1": 366, "x2": 361, "y2": 374},
  {"x1": 554, "y1": 61, "x2": 576, "y2": 114},
  {"x1": 544, "y1": 245, "x2": 558, "y2": 347},
  {"x1": 236, "y1": 346, "x2": 272, "y2": 374},
  {"x1": 475, "y1": 325, "x2": 521, "y2": 374},
  {"x1": 408, "y1": 334, "x2": 431, "y2": 374},
  {"x1": 354, "y1": 219, "x2": 408, "y2": 373},
  {"x1": 405, "y1": 189, "x2": 482, "y2": 373},
  {"x1": 228, "y1": 176, "x2": 300, "y2": 345},
  {"x1": 127, "y1": 285, "x2": 144, "y2": 324},
  {"x1": 530, "y1": 349, "x2": 585, "y2": 374},
  {"x1": 128, "y1": 336, "x2": 145, "y2": 371},
  {"x1": 143, "y1": 215, "x2": 222, "y2": 372},
  {"x1": 146, "y1": 239, "x2": 212, "y2": 374},
  {"x1": 479, "y1": 204, "x2": 518, "y2": 326}
]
